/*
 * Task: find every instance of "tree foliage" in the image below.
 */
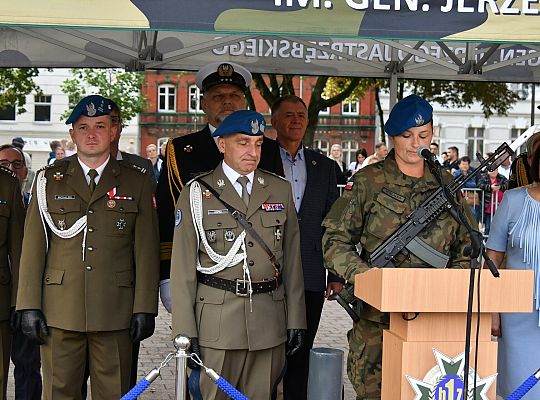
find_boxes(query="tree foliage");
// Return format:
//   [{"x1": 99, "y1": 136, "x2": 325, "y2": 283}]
[
  {"x1": 250, "y1": 74, "x2": 520, "y2": 146},
  {"x1": 0, "y1": 68, "x2": 41, "y2": 113},
  {"x1": 325, "y1": 77, "x2": 520, "y2": 141},
  {"x1": 61, "y1": 69, "x2": 147, "y2": 124},
  {"x1": 249, "y1": 74, "x2": 361, "y2": 145}
]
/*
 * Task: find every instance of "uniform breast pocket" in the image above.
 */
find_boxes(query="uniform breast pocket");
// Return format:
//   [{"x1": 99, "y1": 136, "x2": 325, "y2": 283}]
[
  {"x1": 103, "y1": 201, "x2": 138, "y2": 237},
  {"x1": 48, "y1": 201, "x2": 81, "y2": 230},
  {"x1": 202, "y1": 216, "x2": 239, "y2": 253},
  {"x1": 260, "y1": 212, "x2": 287, "y2": 250},
  {"x1": 364, "y1": 193, "x2": 408, "y2": 243}
]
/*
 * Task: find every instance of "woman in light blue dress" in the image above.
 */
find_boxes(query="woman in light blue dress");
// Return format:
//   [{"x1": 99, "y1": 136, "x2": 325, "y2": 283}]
[{"x1": 486, "y1": 151, "x2": 540, "y2": 399}]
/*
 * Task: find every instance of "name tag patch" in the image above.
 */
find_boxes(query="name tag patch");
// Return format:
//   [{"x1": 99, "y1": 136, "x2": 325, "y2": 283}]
[
  {"x1": 262, "y1": 203, "x2": 285, "y2": 212},
  {"x1": 55, "y1": 195, "x2": 76, "y2": 200},
  {"x1": 0, "y1": 200, "x2": 7, "y2": 205},
  {"x1": 208, "y1": 209, "x2": 228, "y2": 215}
]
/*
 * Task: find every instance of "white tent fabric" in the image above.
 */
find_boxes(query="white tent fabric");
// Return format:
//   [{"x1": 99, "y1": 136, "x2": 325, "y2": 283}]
[{"x1": 1, "y1": 1, "x2": 540, "y2": 82}]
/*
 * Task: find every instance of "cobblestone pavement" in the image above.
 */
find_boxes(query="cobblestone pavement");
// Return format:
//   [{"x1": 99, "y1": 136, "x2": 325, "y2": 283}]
[{"x1": 6, "y1": 300, "x2": 355, "y2": 399}]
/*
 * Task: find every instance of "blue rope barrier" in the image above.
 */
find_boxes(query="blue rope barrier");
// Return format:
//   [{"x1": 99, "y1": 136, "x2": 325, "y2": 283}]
[
  {"x1": 506, "y1": 368, "x2": 540, "y2": 400},
  {"x1": 215, "y1": 376, "x2": 249, "y2": 400},
  {"x1": 120, "y1": 378, "x2": 151, "y2": 400}
]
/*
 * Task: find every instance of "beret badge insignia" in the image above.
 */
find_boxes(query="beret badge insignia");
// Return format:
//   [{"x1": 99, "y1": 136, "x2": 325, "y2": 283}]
[{"x1": 414, "y1": 114, "x2": 425, "y2": 126}]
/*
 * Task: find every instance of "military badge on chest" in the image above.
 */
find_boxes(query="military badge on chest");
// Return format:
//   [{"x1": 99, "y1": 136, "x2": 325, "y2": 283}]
[
  {"x1": 224, "y1": 230, "x2": 235, "y2": 242},
  {"x1": 116, "y1": 218, "x2": 127, "y2": 231}
]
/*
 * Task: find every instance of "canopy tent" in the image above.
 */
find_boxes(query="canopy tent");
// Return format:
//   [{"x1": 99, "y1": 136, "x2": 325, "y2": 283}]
[{"x1": 1, "y1": 0, "x2": 540, "y2": 85}]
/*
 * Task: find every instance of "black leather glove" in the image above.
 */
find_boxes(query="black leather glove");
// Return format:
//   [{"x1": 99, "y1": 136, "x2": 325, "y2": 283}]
[
  {"x1": 286, "y1": 329, "x2": 306, "y2": 356},
  {"x1": 129, "y1": 313, "x2": 155, "y2": 342},
  {"x1": 20, "y1": 309, "x2": 48, "y2": 345},
  {"x1": 10, "y1": 307, "x2": 20, "y2": 332},
  {"x1": 187, "y1": 337, "x2": 201, "y2": 370}
]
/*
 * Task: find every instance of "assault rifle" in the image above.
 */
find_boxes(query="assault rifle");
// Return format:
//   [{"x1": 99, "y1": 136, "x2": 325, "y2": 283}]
[
  {"x1": 335, "y1": 125, "x2": 539, "y2": 320},
  {"x1": 368, "y1": 128, "x2": 535, "y2": 269}
]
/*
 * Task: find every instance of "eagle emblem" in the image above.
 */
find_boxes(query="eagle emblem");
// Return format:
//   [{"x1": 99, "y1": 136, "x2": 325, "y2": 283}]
[
  {"x1": 86, "y1": 102, "x2": 97, "y2": 117},
  {"x1": 218, "y1": 63, "x2": 234, "y2": 77},
  {"x1": 414, "y1": 114, "x2": 425, "y2": 126}
]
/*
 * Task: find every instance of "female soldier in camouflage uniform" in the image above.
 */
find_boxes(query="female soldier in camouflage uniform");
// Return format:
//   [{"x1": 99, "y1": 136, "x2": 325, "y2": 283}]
[{"x1": 322, "y1": 95, "x2": 476, "y2": 400}]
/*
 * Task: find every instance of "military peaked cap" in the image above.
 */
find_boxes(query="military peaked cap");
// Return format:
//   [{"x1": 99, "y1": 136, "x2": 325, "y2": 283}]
[{"x1": 196, "y1": 62, "x2": 252, "y2": 93}]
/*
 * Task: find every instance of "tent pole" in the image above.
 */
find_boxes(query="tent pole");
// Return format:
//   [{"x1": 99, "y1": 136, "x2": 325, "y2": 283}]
[{"x1": 386, "y1": 73, "x2": 398, "y2": 148}]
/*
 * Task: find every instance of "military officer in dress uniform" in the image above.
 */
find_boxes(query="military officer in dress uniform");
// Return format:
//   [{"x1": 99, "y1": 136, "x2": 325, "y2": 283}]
[
  {"x1": 171, "y1": 110, "x2": 306, "y2": 400},
  {"x1": 0, "y1": 166, "x2": 25, "y2": 400},
  {"x1": 322, "y1": 95, "x2": 476, "y2": 400},
  {"x1": 156, "y1": 62, "x2": 284, "y2": 313},
  {"x1": 16, "y1": 95, "x2": 159, "y2": 400}
]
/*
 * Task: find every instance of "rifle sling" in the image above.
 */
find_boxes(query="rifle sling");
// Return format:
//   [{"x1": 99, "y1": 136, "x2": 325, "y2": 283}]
[{"x1": 196, "y1": 179, "x2": 281, "y2": 275}]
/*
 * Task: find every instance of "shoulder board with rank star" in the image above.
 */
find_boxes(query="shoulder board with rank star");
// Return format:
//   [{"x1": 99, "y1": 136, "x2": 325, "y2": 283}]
[
  {"x1": 0, "y1": 165, "x2": 17, "y2": 178},
  {"x1": 126, "y1": 163, "x2": 147, "y2": 174},
  {"x1": 186, "y1": 170, "x2": 212, "y2": 186},
  {"x1": 261, "y1": 203, "x2": 285, "y2": 212}
]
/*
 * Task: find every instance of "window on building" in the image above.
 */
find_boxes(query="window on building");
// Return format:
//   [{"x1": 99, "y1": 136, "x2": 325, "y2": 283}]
[
  {"x1": 509, "y1": 83, "x2": 529, "y2": 101},
  {"x1": 188, "y1": 85, "x2": 203, "y2": 113},
  {"x1": 467, "y1": 127, "x2": 484, "y2": 162},
  {"x1": 341, "y1": 140, "x2": 359, "y2": 166},
  {"x1": 0, "y1": 105, "x2": 15, "y2": 121},
  {"x1": 34, "y1": 95, "x2": 52, "y2": 122},
  {"x1": 158, "y1": 84, "x2": 176, "y2": 112},
  {"x1": 342, "y1": 98, "x2": 359, "y2": 115},
  {"x1": 313, "y1": 139, "x2": 329, "y2": 156}
]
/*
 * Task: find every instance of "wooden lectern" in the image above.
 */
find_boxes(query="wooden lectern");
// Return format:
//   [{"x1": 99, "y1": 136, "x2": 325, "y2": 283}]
[{"x1": 354, "y1": 268, "x2": 534, "y2": 400}]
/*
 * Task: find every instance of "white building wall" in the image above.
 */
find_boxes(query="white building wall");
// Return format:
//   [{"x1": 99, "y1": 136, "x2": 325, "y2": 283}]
[{"x1": 0, "y1": 69, "x2": 139, "y2": 170}]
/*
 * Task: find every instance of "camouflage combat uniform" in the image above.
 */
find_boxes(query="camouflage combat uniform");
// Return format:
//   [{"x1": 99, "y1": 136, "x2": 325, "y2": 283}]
[{"x1": 322, "y1": 150, "x2": 475, "y2": 400}]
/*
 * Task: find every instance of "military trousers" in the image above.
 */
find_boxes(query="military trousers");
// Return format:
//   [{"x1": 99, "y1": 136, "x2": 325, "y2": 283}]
[
  {"x1": 196, "y1": 345, "x2": 286, "y2": 400},
  {"x1": 0, "y1": 321, "x2": 11, "y2": 400},
  {"x1": 347, "y1": 318, "x2": 388, "y2": 400},
  {"x1": 41, "y1": 327, "x2": 132, "y2": 400}
]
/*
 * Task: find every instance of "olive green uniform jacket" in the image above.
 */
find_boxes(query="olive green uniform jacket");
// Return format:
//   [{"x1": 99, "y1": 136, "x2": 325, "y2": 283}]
[
  {"x1": 16, "y1": 157, "x2": 159, "y2": 332},
  {"x1": 0, "y1": 167, "x2": 25, "y2": 320},
  {"x1": 171, "y1": 166, "x2": 306, "y2": 350},
  {"x1": 322, "y1": 150, "x2": 476, "y2": 323}
]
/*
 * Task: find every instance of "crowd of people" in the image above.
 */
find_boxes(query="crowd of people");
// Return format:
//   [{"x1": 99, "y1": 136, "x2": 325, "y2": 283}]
[{"x1": 0, "y1": 60, "x2": 539, "y2": 400}]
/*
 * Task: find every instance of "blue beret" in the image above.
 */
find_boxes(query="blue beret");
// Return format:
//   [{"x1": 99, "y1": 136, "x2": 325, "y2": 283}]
[
  {"x1": 212, "y1": 110, "x2": 266, "y2": 138},
  {"x1": 385, "y1": 94, "x2": 433, "y2": 137},
  {"x1": 66, "y1": 95, "x2": 112, "y2": 125}
]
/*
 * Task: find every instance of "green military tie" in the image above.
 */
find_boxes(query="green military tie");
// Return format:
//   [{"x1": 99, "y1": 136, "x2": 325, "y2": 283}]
[
  {"x1": 237, "y1": 176, "x2": 250, "y2": 206},
  {"x1": 88, "y1": 169, "x2": 98, "y2": 193}
]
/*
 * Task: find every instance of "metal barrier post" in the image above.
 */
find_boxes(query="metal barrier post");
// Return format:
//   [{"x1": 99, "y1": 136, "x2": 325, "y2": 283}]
[
  {"x1": 307, "y1": 347, "x2": 344, "y2": 400},
  {"x1": 174, "y1": 335, "x2": 191, "y2": 400}
]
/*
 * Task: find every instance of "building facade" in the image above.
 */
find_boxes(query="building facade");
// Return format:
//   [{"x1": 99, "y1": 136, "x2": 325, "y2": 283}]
[
  {"x1": 140, "y1": 72, "x2": 377, "y2": 167},
  {"x1": 0, "y1": 69, "x2": 139, "y2": 170}
]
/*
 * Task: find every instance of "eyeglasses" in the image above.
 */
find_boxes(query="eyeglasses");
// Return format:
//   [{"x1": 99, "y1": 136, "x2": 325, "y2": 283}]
[{"x1": 0, "y1": 159, "x2": 25, "y2": 169}]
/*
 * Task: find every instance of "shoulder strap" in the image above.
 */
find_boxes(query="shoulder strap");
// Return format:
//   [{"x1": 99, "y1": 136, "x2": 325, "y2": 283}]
[{"x1": 196, "y1": 179, "x2": 281, "y2": 275}]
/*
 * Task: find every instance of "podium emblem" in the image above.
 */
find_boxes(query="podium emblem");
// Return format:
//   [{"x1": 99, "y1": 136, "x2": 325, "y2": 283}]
[{"x1": 406, "y1": 349, "x2": 496, "y2": 400}]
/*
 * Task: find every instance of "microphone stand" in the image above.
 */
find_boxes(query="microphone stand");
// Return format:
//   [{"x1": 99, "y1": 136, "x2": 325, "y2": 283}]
[{"x1": 423, "y1": 156, "x2": 497, "y2": 399}]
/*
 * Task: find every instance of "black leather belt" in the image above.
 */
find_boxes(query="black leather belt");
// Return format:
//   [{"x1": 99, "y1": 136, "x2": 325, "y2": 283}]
[{"x1": 197, "y1": 272, "x2": 282, "y2": 297}]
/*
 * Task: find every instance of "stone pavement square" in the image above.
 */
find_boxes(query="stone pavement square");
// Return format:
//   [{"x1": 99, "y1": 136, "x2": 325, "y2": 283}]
[{"x1": 6, "y1": 301, "x2": 355, "y2": 399}]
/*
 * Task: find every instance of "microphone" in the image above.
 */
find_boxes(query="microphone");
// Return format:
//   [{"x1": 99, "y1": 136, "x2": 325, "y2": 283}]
[{"x1": 417, "y1": 145, "x2": 438, "y2": 163}]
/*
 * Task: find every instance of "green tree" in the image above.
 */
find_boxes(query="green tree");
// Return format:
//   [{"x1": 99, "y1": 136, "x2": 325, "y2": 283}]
[
  {"x1": 325, "y1": 78, "x2": 520, "y2": 142},
  {"x1": 250, "y1": 74, "x2": 520, "y2": 146},
  {"x1": 61, "y1": 69, "x2": 147, "y2": 124},
  {"x1": 249, "y1": 74, "x2": 362, "y2": 145},
  {"x1": 0, "y1": 68, "x2": 41, "y2": 113}
]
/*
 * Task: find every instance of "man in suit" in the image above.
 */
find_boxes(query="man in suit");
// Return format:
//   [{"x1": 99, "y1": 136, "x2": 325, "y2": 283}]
[
  {"x1": 156, "y1": 62, "x2": 284, "y2": 313},
  {"x1": 271, "y1": 95, "x2": 344, "y2": 400},
  {"x1": 16, "y1": 95, "x2": 159, "y2": 400},
  {"x1": 0, "y1": 165, "x2": 25, "y2": 400},
  {"x1": 171, "y1": 110, "x2": 306, "y2": 400},
  {"x1": 0, "y1": 144, "x2": 42, "y2": 400}
]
